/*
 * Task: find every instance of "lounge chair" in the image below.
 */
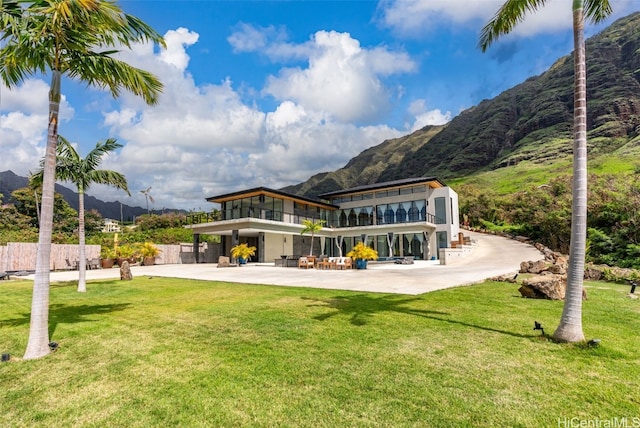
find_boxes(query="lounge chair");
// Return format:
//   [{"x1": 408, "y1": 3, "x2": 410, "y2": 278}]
[{"x1": 298, "y1": 257, "x2": 314, "y2": 269}]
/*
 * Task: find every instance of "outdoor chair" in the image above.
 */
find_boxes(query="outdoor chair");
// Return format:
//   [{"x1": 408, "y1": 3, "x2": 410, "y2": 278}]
[{"x1": 298, "y1": 257, "x2": 314, "y2": 269}]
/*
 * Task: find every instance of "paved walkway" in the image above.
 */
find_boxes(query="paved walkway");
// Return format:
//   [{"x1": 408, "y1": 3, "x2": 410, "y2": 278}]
[{"x1": 27, "y1": 231, "x2": 544, "y2": 295}]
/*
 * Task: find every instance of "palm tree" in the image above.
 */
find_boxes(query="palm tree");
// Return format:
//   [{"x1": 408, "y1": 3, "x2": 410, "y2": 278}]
[
  {"x1": 0, "y1": 0, "x2": 164, "y2": 360},
  {"x1": 300, "y1": 219, "x2": 325, "y2": 256},
  {"x1": 140, "y1": 186, "x2": 154, "y2": 215},
  {"x1": 31, "y1": 136, "x2": 130, "y2": 293},
  {"x1": 480, "y1": 0, "x2": 612, "y2": 342}
]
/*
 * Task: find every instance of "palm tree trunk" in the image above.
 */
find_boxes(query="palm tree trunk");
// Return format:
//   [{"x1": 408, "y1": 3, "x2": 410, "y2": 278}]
[
  {"x1": 309, "y1": 232, "x2": 314, "y2": 256},
  {"x1": 23, "y1": 70, "x2": 61, "y2": 359},
  {"x1": 77, "y1": 191, "x2": 87, "y2": 292},
  {"x1": 553, "y1": 2, "x2": 587, "y2": 343}
]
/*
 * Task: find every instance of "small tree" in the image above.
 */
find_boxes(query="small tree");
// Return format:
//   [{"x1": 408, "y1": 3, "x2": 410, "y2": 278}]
[
  {"x1": 32, "y1": 136, "x2": 130, "y2": 293},
  {"x1": 300, "y1": 219, "x2": 325, "y2": 256}
]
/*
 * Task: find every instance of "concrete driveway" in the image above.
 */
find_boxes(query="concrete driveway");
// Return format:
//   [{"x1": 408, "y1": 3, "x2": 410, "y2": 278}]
[{"x1": 31, "y1": 231, "x2": 544, "y2": 295}]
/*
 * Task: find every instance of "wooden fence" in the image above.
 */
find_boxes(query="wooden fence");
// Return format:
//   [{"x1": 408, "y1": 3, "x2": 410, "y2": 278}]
[{"x1": 0, "y1": 243, "x2": 187, "y2": 272}]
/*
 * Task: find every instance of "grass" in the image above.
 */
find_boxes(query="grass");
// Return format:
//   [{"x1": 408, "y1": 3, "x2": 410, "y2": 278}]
[{"x1": 1, "y1": 277, "x2": 639, "y2": 427}]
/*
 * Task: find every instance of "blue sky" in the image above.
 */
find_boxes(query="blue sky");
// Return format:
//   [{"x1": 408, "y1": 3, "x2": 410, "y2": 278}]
[{"x1": 1, "y1": 0, "x2": 637, "y2": 211}]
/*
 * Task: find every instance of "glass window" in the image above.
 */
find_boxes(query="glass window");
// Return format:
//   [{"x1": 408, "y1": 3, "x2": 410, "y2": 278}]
[
  {"x1": 412, "y1": 185, "x2": 426, "y2": 193},
  {"x1": 375, "y1": 191, "x2": 387, "y2": 198},
  {"x1": 362, "y1": 193, "x2": 373, "y2": 200},
  {"x1": 400, "y1": 187, "x2": 413, "y2": 195},
  {"x1": 435, "y1": 197, "x2": 446, "y2": 225},
  {"x1": 408, "y1": 202, "x2": 420, "y2": 221},
  {"x1": 348, "y1": 209, "x2": 358, "y2": 226},
  {"x1": 376, "y1": 206, "x2": 384, "y2": 224},
  {"x1": 396, "y1": 203, "x2": 407, "y2": 223},
  {"x1": 384, "y1": 204, "x2": 396, "y2": 224}
]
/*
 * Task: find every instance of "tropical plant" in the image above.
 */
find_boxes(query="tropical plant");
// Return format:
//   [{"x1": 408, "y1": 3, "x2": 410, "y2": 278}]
[
  {"x1": 100, "y1": 246, "x2": 116, "y2": 260},
  {"x1": 115, "y1": 243, "x2": 137, "y2": 261},
  {"x1": 347, "y1": 242, "x2": 379, "y2": 261},
  {"x1": 138, "y1": 241, "x2": 161, "y2": 258},
  {"x1": 31, "y1": 136, "x2": 130, "y2": 293},
  {"x1": 480, "y1": 0, "x2": 613, "y2": 342},
  {"x1": 300, "y1": 219, "x2": 325, "y2": 256},
  {"x1": 0, "y1": 0, "x2": 165, "y2": 359},
  {"x1": 230, "y1": 243, "x2": 256, "y2": 261}
]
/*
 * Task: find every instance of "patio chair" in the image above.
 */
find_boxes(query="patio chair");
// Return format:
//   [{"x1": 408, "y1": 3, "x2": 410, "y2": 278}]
[{"x1": 298, "y1": 257, "x2": 314, "y2": 269}]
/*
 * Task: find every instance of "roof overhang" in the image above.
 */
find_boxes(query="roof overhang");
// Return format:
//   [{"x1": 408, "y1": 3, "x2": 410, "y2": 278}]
[
  {"x1": 206, "y1": 187, "x2": 337, "y2": 210},
  {"x1": 186, "y1": 218, "x2": 436, "y2": 238}
]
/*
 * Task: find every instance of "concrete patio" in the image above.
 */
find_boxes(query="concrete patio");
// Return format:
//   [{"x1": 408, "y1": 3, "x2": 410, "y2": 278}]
[{"x1": 25, "y1": 231, "x2": 544, "y2": 295}]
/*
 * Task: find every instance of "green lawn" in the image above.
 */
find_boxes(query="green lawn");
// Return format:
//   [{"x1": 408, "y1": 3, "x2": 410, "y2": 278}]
[{"x1": 1, "y1": 277, "x2": 638, "y2": 427}]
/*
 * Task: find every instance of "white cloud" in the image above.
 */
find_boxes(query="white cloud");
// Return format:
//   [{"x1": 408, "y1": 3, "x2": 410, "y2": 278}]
[
  {"x1": 0, "y1": 81, "x2": 74, "y2": 175},
  {"x1": 87, "y1": 26, "x2": 418, "y2": 210},
  {"x1": 264, "y1": 30, "x2": 416, "y2": 123},
  {"x1": 407, "y1": 99, "x2": 451, "y2": 131},
  {"x1": 377, "y1": 0, "x2": 637, "y2": 38},
  {"x1": 1, "y1": 25, "x2": 428, "y2": 211}
]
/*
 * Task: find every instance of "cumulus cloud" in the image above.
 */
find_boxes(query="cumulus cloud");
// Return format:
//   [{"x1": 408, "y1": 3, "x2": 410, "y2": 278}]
[
  {"x1": 407, "y1": 99, "x2": 451, "y2": 131},
  {"x1": 377, "y1": 0, "x2": 636, "y2": 38},
  {"x1": 90, "y1": 27, "x2": 412, "y2": 210},
  {"x1": 1, "y1": 24, "x2": 428, "y2": 211},
  {"x1": 262, "y1": 29, "x2": 416, "y2": 123},
  {"x1": 0, "y1": 81, "x2": 74, "y2": 175}
]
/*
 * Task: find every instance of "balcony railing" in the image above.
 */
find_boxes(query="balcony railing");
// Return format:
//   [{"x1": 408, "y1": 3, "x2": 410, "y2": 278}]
[{"x1": 187, "y1": 208, "x2": 443, "y2": 227}]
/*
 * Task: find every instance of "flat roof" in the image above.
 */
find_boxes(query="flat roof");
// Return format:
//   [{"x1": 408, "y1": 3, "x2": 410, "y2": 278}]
[
  {"x1": 318, "y1": 177, "x2": 446, "y2": 198},
  {"x1": 206, "y1": 186, "x2": 338, "y2": 210}
]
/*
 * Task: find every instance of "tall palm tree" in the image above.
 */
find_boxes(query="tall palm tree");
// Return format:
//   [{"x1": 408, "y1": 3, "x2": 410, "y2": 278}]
[
  {"x1": 480, "y1": 0, "x2": 612, "y2": 342},
  {"x1": 0, "y1": 0, "x2": 164, "y2": 360},
  {"x1": 300, "y1": 219, "x2": 325, "y2": 256},
  {"x1": 32, "y1": 136, "x2": 130, "y2": 293},
  {"x1": 140, "y1": 186, "x2": 154, "y2": 215}
]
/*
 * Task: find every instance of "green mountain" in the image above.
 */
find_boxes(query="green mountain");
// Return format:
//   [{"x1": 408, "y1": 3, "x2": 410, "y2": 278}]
[{"x1": 285, "y1": 12, "x2": 640, "y2": 198}]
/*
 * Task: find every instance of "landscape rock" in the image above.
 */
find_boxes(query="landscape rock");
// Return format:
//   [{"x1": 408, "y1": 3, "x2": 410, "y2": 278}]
[
  {"x1": 520, "y1": 274, "x2": 566, "y2": 300},
  {"x1": 120, "y1": 261, "x2": 133, "y2": 281},
  {"x1": 520, "y1": 259, "x2": 548, "y2": 274},
  {"x1": 217, "y1": 256, "x2": 231, "y2": 268}
]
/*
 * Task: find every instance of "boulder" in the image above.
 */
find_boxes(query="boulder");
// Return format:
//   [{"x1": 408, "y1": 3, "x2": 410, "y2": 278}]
[
  {"x1": 120, "y1": 261, "x2": 133, "y2": 281},
  {"x1": 548, "y1": 256, "x2": 568, "y2": 275},
  {"x1": 520, "y1": 259, "x2": 547, "y2": 274},
  {"x1": 520, "y1": 274, "x2": 566, "y2": 300},
  {"x1": 217, "y1": 256, "x2": 231, "y2": 268}
]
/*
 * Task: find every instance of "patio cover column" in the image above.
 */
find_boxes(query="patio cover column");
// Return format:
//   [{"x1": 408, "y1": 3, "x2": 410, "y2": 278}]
[
  {"x1": 193, "y1": 233, "x2": 200, "y2": 263},
  {"x1": 231, "y1": 230, "x2": 239, "y2": 261}
]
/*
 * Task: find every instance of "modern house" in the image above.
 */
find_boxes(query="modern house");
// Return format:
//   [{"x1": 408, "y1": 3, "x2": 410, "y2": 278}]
[
  {"x1": 102, "y1": 218, "x2": 122, "y2": 233},
  {"x1": 186, "y1": 177, "x2": 459, "y2": 263}
]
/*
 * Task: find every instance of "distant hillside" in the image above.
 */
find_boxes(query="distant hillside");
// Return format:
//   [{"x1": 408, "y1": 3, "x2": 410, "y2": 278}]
[
  {"x1": 281, "y1": 125, "x2": 445, "y2": 197},
  {"x1": 286, "y1": 12, "x2": 640, "y2": 198},
  {"x1": 0, "y1": 170, "x2": 156, "y2": 221}
]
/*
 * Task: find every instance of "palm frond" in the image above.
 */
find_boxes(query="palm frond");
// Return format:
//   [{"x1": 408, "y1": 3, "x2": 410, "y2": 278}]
[
  {"x1": 584, "y1": 0, "x2": 612, "y2": 23},
  {"x1": 479, "y1": 0, "x2": 549, "y2": 51}
]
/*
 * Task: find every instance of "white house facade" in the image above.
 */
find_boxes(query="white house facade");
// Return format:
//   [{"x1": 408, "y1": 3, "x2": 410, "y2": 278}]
[{"x1": 186, "y1": 177, "x2": 460, "y2": 263}]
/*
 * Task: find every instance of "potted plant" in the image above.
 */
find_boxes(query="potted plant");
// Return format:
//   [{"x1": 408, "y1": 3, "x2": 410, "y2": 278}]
[
  {"x1": 139, "y1": 242, "x2": 161, "y2": 266},
  {"x1": 230, "y1": 243, "x2": 256, "y2": 265},
  {"x1": 347, "y1": 242, "x2": 378, "y2": 269},
  {"x1": 100, "y1": 246, "x2": 116, "y2": 268},
  {"x1": 116, "y1": 244, "x2": 137, "y2": 267}
]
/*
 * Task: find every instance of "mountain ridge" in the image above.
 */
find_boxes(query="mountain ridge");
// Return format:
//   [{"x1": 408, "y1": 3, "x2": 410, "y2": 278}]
[
  {"x1": 286, "y1": 12, "x2": 640, "y2": 198},
  {"x1": 0, "y1": 170, "x2": 157, "y2": 221}
]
